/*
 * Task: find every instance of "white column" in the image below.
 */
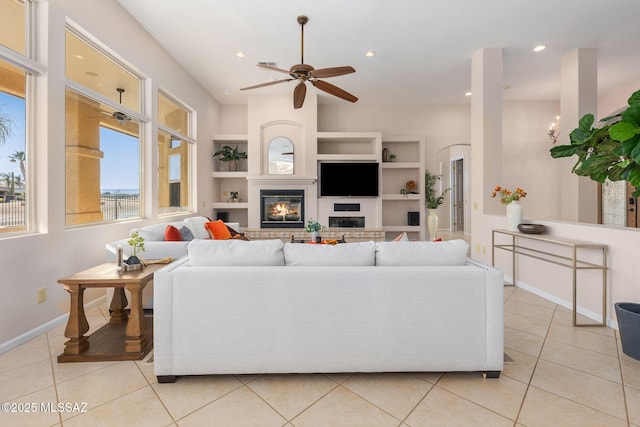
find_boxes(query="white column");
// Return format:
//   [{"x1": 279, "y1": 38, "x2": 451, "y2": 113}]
[
  {"x1": 559, "y1": 48, "x2": 598, "y2": 223},
  {"x1": 470, "y1": 48, "x2": 503, "y2": 223}
]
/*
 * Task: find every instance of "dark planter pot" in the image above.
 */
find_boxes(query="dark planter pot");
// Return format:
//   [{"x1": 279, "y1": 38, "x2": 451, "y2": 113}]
[{"x1": 615, "y1": 302, "x2": 640, "y2": 361}]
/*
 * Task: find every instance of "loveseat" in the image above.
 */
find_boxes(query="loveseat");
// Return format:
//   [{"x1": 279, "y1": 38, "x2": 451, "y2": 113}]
[{"x1": 153, "y1": 239, "x2": 504, "y2": 382}]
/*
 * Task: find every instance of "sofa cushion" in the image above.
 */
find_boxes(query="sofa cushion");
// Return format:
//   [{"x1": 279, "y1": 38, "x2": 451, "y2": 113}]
[
  {"x1": 165, "y1": 225, "x2": 183, "y2": 241},
  {"x1": 178, "y1": 225, "x2": 195, "y2": 241},
  {"x1": 188, "y1": 239, "x2": 285, "y2": 266},
  {"x1": 375, "y1": 239, "x2": 469, "y2": 266},
  {"x1": 284, "y1": 241, "x2": 376, "y2": 266},
  {"x1": 205, "y1": 220, "x2": 232, "y2": 240},
  {"x1": 183, "y1": 216, "x2": 211, "y2": 240}
]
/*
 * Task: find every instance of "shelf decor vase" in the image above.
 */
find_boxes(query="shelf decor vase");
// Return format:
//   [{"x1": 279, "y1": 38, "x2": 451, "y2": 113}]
[
  {"x1": 427, "y1": 210, "x2": 439, "y2": 240},
  {"x1": 309, "y1": 231, "x2": 319, "y2": 242},
  {"x1": 506, "y1": 201, "x2": 522, "y2": 231},
  {"x1": 227, "y1": 159, "x2": 238, "y2": 172}
]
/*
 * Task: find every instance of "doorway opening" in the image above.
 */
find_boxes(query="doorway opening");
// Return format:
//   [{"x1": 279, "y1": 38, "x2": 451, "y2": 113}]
[{"x1": 451, "y1": 158, "x2": 465, "y2": 232}]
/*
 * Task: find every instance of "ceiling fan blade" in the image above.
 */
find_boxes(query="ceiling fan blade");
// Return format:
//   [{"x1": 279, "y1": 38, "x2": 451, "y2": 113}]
[
  {"x1": 240, "y1": 78, "x2": 294, "y2": 91},
  {"x1": 311, "y1": 80, "x2": 358, "y2": 103},
  {"x1": 309, "y1": 66, "x2": 356, "y2": 78},
  {"x1": 256, "y1": 64, "x2": 293, "y2": 75},
  {"x1": 293, "y1": 82, "x2": 307, "y2": 109}
]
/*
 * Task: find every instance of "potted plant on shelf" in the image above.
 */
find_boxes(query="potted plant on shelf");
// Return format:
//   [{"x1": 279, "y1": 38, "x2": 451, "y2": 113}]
[
  {"x1": 550, "y1": 88, "x2": 640, "y2": 360},
  {"x1": 304, "y1": 218, "x2": 326, "y2": 243},
  {"x1": 424, "y1": 170, "x2": 450, "y2": 240},
  {"x1": 213, "y1": 145, "x2": 247, "y2": 172}
]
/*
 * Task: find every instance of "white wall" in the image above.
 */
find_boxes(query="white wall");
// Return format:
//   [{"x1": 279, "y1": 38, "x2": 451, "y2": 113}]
[{"x1": 0, "y1": 0, "x2": 220, "y2": 349}]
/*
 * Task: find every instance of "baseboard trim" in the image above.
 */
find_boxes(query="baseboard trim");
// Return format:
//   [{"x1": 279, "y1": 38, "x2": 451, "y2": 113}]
[
  {"x1": 512, "y1": 280, "x2": 617, "y2": 329},
  {"x1": 0, "y1": 295, "x2": 107, "y2": 355}
]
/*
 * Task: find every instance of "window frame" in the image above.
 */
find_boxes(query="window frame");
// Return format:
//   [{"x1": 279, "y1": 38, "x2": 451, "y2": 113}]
[
  {"x1": 64, "y1": 24, "x2": 148, "y2": 228},
  {"x1": 0, "y1": 0, "x2": 44, "y2": 236},
  {"x1": 157, "y1": 89, "x2": 195, "y2": 216}
]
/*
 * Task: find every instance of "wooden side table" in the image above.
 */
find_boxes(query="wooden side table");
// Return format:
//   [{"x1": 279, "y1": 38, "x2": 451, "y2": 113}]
[{"x1": 57, "y1": 263, "x2": 164, "y2": 362}]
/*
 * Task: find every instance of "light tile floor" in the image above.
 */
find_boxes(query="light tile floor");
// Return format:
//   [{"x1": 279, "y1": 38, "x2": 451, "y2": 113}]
[{"x1": 1, "y1": 286, "x2": 639, "y2": 426}]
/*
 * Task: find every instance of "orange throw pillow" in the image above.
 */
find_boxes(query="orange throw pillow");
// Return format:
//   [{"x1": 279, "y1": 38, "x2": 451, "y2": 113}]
[
  {"x1": 164, "y1": 225, "x2": 183, "y2": 241},
  {"x1": 205, "y1": 220, "x2": 232, "y2": 240}
]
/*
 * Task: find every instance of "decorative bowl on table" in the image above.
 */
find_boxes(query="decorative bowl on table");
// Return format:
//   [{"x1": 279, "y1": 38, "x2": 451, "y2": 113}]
[{"x1": 517, "y1": 224, "x2": 546, "y2": 234}]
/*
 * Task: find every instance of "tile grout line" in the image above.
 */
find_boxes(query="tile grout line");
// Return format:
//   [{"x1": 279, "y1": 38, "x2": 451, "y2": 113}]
[
  {"x1": 45, "y1": 331, "x2": 64, "y2": 427},
  {"x1": 133, "y1": 360, "x2": 177, "y2": 426},
  {"x1": 614, "y1": 330, "x2": 632, "y2": 425},
  {"x1": 511, "y1": 301, "x2": 557, "y2": 425}
]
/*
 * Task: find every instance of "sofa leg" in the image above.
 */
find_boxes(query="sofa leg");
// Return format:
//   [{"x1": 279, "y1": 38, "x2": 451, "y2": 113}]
[
  {"x1": 157, "y1": 375, "x2": 177, "y2": 383},
  {"x1": 484, "y1": 371, "x2": 501, "y2": 379}
]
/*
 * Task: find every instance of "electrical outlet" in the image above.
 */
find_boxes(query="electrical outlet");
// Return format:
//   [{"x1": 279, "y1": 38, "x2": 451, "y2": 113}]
[
  {"x1": 482, "y1": 246, "x2": 487, "y2": 255},
  {"x1": 37, "y1": 287, "x2": 47, "y2": 304}
]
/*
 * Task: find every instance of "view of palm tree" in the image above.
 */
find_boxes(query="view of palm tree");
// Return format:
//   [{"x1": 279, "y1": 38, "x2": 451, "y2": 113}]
[
  {"x1": 0, "y1": 107, "x2": 13, "y2": 144},
  {"x1": 9, "y1": 151, "x2": 25, "y2": 183}
]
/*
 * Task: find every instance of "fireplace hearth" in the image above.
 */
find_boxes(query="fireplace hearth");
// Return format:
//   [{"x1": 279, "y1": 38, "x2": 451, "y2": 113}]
[{"x1": 260, "y1": 190, "x2": 304, "y2": 228}]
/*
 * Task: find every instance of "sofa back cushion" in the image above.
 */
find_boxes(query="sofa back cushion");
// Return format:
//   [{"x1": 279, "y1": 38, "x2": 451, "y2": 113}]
[
  {"x1": 284, "y1": 241, "x2": 376, "y2": 266},
  {"x1": 188, "y1": 239, "x2": 285, "y2": 266},
  {"x1": 183, "y1": 216, "x2": 211, "y2": 240},
  {"x1": 375, "y1": 239, "x2": 469, "y2": 266},
  {"x1": 132, "y1": 221, "x2": 183, "y2": 242}
]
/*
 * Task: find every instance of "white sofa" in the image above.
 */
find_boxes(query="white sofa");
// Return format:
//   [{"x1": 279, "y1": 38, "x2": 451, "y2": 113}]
[
  {"x1": 105, "y1": 216, "x2": 239, "y2": 308},
  {"x1": 153, "y1": 239, "x2": 504, "y2": 383}
]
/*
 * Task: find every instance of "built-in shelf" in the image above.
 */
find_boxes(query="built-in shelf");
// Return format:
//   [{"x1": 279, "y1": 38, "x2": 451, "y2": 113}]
[
  {"x1": 212, "y1": 134, "x2": 249, "y2": 222},
  {"x1": 382, "y1": 162, "x2": 421, "y2": 169},
  {"x1": 211, "y1": 171, "x2": 249, "y2": 179},
  {"x1": 381, "y1": 194, "x2": 421, "y2": 200},
  {"x1": 212, "y1": 202, "x2": 249, "y2": 209}
]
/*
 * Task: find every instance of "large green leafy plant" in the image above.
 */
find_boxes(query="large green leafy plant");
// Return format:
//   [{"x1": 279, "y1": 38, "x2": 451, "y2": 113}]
[{"x1": 550, "y1": 89, "x2": 640, "y2": 197}]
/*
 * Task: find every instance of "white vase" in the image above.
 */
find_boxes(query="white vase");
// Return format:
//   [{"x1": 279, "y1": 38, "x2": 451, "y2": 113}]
[
  {"x1": 506, "y1": 201, "x2": 522, "y2": 231},
  {"x1": 309, "y1": 231, "x2": 319, "y2": 242},
  {"x1": 427, "y1": 210, "x2": 439, "y2": 240}
]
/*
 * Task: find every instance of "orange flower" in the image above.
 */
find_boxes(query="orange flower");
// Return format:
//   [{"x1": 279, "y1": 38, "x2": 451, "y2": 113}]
[{"x1": 491, "y1": 185, "x2": 527, "y2": 204}]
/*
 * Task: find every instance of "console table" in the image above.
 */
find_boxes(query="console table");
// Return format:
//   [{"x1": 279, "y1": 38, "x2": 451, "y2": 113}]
[
  {"x1": 57, "y1": 263, "x2": 164, "y2": 362},
  {"x1": 491, "y1": 229, "x2": 608, "y2": 327}
]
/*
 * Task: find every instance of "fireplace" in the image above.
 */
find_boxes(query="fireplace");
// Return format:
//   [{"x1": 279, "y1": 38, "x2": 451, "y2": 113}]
[{"x1": 260, "y1": 190, "x2": 304, "y2": 228}]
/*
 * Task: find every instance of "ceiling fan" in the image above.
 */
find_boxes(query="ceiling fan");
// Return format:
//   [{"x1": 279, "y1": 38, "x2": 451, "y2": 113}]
[
  {"x1": 98, "y1": 88, "x2": 132, "y2": 125},
  {"x1": 240, "y1": 15, "x2": 358, "y2": 109}
]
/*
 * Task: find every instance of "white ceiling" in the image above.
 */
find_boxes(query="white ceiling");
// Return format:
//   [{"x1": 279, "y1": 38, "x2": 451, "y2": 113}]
[{"x1": 115, "y1": 0, "x2": 640, "y2": 106}]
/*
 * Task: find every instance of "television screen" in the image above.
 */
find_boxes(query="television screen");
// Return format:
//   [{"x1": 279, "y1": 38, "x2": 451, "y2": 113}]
[{"x1": 319, "y1": 162, "x2": 379, "y2": 197}]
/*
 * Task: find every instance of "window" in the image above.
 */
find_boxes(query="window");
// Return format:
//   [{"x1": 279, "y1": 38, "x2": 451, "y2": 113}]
[
  {"x1": 158, "y1": 91, "x2": 193, "y2": 214},
  {"x1": 0, "y1": 63, "x2": 26, "y2": 232},
  {"x1": 0, "y1": 0, "x2": 40, "y2": 234},
  {"x1": 65, "y1": 27, "x2": 144, "y2": 226}
]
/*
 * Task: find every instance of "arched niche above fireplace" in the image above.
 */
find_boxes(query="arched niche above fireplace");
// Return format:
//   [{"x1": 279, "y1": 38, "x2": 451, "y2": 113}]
[{"x1": 268, "y1": 136, "x2": 294, "y2": 175}]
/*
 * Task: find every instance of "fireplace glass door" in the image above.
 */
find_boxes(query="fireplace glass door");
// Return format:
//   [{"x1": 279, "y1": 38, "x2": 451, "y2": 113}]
[{"x1": 260, "y1": 190, "x2": 304, "y2": 228}]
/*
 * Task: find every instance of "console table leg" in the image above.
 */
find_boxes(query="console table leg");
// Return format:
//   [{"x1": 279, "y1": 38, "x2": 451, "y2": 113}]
[
  {"x1": 109, "y1": 287, "x2": 128, "y2": 324},
  {"x1": 124, "y1": 283, "x2": 146, "y2": 353},
  {"x1": 63, "y1": 284, "x2": 89, "y2": 355}
]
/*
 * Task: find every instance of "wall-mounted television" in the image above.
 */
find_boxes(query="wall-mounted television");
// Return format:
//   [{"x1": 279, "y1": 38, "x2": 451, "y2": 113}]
[{"x1": 319, "y1": 162, "x2": 379, "y2": 197}]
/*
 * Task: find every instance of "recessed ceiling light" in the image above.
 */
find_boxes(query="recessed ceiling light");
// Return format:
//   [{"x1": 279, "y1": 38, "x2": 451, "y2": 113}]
[
  {"x1": 85, "y1": 71, "x2": 98, "y2": 77},
  {"x1": 365, "y1": 50, "x2": 376, "y2": 57},
  {"x1": 533, "y1": 45, "x2": 546, "y2": 52},
  {"x1": 235, "y1": 51, "x2": 246, "y2": 58},
  {"x1": 465, "y1": 92, "x2": 472, "y2": 97},
  {"x1": 74, "y1": 54, "x2": 84, "y2": 60},
  {"x1": 224, "y1": 89, "x2": 233, "y2": 95}
]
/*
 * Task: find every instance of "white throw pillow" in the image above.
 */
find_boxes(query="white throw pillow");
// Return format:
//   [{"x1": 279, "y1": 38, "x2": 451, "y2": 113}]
[
  {"x1": 183, "y1": 216, "x2": 211, "y2": 240},
  {"x1": 284, "y1": 241, "x2": 376, "y2": 266},
  {"x1": 130, "y1": 223, "x2": 168, "y2": 242},
  {"x1": 188, "y1": 239, "x2": 285, "y2": 266},
  {"x1": 375, "y1": 239, "x2": 469, "y2": 266}
]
